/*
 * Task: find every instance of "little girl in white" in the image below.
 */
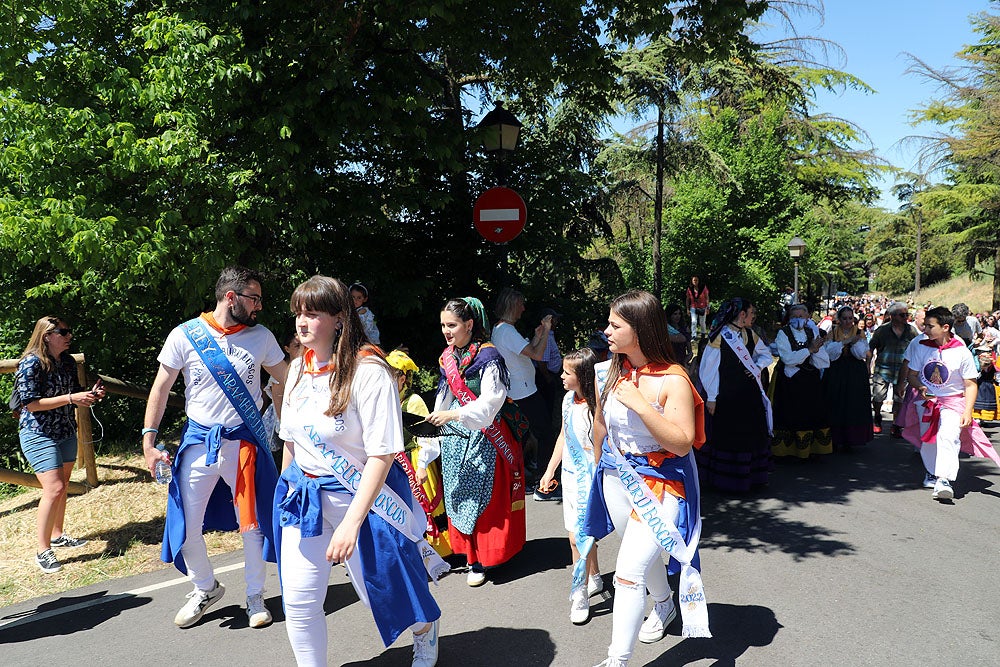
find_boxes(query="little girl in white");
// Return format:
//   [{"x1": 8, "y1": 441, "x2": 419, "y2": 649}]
[
  {"x1": 349, "y1": 282, "x2": 381, "y2": 345},
  {"x1": 539, "y1": 348, "x2": 603, "y2": 624}
]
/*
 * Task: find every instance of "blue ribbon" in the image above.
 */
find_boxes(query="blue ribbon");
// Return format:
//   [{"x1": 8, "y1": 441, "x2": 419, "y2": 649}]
[
  {"x1": 564, "y1": 397, "x2": 596, "y2": 594},
  {"x1": 180, "y1": 317, "x2": 270, "y2": 448}
]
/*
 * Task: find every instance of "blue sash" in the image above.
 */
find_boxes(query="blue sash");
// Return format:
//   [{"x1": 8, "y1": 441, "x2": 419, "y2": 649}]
[
  {"x1": 180, "y1": 317, "x2": 270, "y2": 448},
  {"x1": 563, "y1": 395, "x2": 596, "y2": 596}
]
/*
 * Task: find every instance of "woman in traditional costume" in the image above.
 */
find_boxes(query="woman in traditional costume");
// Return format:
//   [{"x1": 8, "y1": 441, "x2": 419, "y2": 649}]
[
  {"x1": 971, "y1": 347, "x2": 999, "y2": 422},
  {"x1": 822, "y1": 306, "x2": 873, "y2": 450},
  {"x1": 697, "y1": 298, "x2": 774, "y2": 491},
  {"x1": 274, "y1": 276, "x2": 444, "y2": 667},
  {"x1": 385, "y1": 349, "x2": 451, "y2": 557},
  {"x1": 586, "y1": 290, "x2": 709, "y2": 667},
  {"x1": 538, "y1": 347, "x2": 603, "y2": 625},
  {"x1": 771, "y1": 304, "x2": 832, "y2": 459},
  {"x1": 425, "y1": 298, "x2": 527, "y2": 587}
]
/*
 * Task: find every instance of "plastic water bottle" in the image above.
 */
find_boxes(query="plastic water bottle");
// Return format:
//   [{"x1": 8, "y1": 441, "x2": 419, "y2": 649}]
[{"x1": 154, "y1": 444, "x2": 172, "y2": 485}]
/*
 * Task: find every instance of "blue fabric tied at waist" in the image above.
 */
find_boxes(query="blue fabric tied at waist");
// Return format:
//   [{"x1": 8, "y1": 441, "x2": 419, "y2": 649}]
[
  {"x1": 273, "y1": 460, "x2": 439, "y2": 647},
  {"x1": 584, "y1": 440, "x2": 701, "y2": 574},
  {"x1": 274, "y1": 462, "x2": 347, "y2": 537},
  {"x1": 161, "y1": 418, "x2": 278, "y2": 574},
  {"x1": 197, "y1": 421, "x2": 255, "y2": 466}
]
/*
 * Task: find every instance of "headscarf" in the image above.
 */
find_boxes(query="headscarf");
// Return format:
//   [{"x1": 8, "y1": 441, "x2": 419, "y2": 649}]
[
  {"x1": 708, "y1": 297, "x2": 751, "y2": 342},
  {"x1": 461, "y1": 296, "x2": 490, "y2": 333}
]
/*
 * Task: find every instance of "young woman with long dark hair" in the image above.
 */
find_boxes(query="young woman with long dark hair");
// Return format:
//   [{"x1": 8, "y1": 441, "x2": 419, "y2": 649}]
[
  {"x1": 586, "y1": 290, "x2": 710, "y2": 667},
  {"x1": 16, "y1": 316, "x2": 104, "y2": 573},
  {"x1": 425, "y1": 297, "x2": 528, "y2": 587}
]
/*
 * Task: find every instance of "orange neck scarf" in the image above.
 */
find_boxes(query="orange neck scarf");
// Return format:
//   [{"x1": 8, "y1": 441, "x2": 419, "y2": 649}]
[
  {"x1": 301, "y1": 348, "x2": 333, "y2": 375},
  {"x1": 616, "y1": 358, "x2": 676, "y2": 388},
  {"x1": 201, "y1": 312, "x2": 247, "y2": 336}
]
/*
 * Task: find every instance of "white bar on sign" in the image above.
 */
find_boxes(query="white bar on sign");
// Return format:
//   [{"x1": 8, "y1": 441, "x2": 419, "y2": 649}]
[{"x1": 479, "y1": 208, "x2": 519, "y2": 222}]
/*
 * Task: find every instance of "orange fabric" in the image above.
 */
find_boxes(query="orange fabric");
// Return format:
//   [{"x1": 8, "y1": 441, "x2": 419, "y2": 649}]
[
  {"x1": 628, "y1": 459, "x2": 685, "y2": 522},
  {"x1": 644, "y1": 451, "x2": 686, "y2": 500},
  {"x1": 301, "y1": 348, "x2": 331, "y2": 375},
  {"x1": 234, "y1": 440, "x2": 259, "y2": 532},
  {"x1": 201, "y1": 312, "x2": 247, "y2": 336},
  {"x1": 300, "y1": 344, "x2": 385, "y2": 375}
]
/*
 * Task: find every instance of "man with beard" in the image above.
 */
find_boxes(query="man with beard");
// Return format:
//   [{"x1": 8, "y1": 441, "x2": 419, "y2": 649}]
[{"x1": 142, "y1": 267, "x2": 287, "y2": 630}]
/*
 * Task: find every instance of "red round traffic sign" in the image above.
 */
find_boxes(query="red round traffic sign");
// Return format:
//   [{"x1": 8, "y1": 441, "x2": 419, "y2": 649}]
[{"x1": 473, "y1": 187, "x2": 527, "y2": 243}]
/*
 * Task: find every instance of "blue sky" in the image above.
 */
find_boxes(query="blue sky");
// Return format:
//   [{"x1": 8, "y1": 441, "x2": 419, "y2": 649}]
[{"x1": 774, "y1": 0, "x2": 990, "y2": 210}]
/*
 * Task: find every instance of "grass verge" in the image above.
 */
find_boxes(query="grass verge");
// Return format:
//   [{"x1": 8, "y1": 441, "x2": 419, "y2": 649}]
[
  {"x1": 0, "y1": 453, "x2": 240, "y2": 608},
  {"x1": 894, "y1": 272, "x2": 995, "y2": 312}
]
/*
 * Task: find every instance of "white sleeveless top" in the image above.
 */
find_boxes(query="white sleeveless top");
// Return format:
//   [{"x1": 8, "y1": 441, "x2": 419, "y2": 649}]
[{"x1": 602, "y1": 374, "x2": 668, "y2": 455}]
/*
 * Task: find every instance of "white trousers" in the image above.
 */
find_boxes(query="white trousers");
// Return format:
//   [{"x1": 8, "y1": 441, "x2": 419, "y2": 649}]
[
  {"x1": 280, "y1": 488, "x2": 362, "y2": 667},
  {"x1": 918, "y1": 401, "x2": 962, "y2": 481},
  {"x1": 603, "y1": 473, "x2": 680, "y2": 662},
  {"x1": 279, "y1": 488, "x2": 428, "y2": 666},
  {"x1": 177, "y1": 440, "x2": 266, "y2": 595}
]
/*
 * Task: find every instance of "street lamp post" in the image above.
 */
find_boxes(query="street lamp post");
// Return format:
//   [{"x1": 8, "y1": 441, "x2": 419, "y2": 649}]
[
  {"x1": 787, "y1": 236, "x2": 807, "y2": 304},
  {"x1": 476, "y1": 101, "x2": 522, "y2": 186},
  {"x1": 476, "y1": 101, "x2": 523, "y2": 285}
]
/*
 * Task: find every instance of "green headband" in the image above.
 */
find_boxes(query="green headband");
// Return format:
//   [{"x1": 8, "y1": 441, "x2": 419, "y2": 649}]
[{"x1": 462, "y1": 296, "x2": 490, "y2": 332}]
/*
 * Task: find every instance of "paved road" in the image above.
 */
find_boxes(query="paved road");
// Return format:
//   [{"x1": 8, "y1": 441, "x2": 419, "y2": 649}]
[{"x1": 2, "y1": 426, "x2": 998, "y2": 666}]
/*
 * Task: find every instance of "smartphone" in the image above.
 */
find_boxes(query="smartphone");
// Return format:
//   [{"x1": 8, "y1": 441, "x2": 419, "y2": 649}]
[{"x1": 90, "y1": 378, "x2": 104, "y2": 395}]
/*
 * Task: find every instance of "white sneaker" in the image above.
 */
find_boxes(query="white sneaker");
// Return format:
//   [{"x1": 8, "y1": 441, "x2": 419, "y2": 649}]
[
  {"x1": 587, "y1": 574, "x2": 604, "y2": 597},
  {"x1": 467, "y1": 567, "x2": 486, "y2": 587},
  {"x1": 570, "y1": 585, "x2": 590, "y2": 625},
  {"x1": 246, "y1": 592, "x2": 272, "y2": 628},
  {"x1": 412, "y1": 619, "x2": 439, "y2": 667},
  {"x1": 922, "y1": 473, "x2": 938, "y2": 489},
  {"x1": 637, "y1": 597, "x2": 677, "y2": 644},
  {"x1": 174, "y1": 580, "x2": 225, "y2": 628},
  {"x1": 932, "y1": 477, "x2": 954, "y2": 500}
]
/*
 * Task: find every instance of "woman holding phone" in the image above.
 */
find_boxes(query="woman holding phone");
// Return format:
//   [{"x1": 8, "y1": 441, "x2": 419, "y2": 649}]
[{"x1": 15, "y1": 316, "x2": 104, "y2": 573}]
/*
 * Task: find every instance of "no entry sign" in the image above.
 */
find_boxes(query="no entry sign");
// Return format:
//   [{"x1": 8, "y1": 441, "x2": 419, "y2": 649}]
[{"x1": 473, "y1": 187, "x2": 527, "y2": 243}]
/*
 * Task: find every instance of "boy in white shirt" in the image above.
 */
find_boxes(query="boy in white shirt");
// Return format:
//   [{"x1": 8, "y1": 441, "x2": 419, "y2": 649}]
[{"x1": 905, "y1": 306, "x2": 978, "y2": 500}]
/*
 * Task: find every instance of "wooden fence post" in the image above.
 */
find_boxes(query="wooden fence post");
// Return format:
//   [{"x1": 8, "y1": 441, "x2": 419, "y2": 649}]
[{"x1": 72, "y1": 353, "x2": 99, "y2": 488}]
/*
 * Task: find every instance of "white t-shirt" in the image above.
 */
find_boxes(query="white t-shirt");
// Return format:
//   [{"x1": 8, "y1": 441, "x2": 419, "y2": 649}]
[
  {"x1": 903, "y1": 332, "x2": 928, "y2": 361},
  {"x1": 158, "y1": 321, "x2": 284, "y2": 428},
  {"x1": 491, "y1": 322, "x2": 538, "y2": 400},
  {"x1": 905, "y1": 339, "x2": 977, "y2": 398},
  {"x1": 279, "y1": 357, "x2": 404, "y2": 477}
]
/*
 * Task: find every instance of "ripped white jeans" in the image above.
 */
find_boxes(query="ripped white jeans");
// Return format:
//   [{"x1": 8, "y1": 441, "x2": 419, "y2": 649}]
[{"x1": 603, "y1": 472, "x2": 680, "y2": 662}]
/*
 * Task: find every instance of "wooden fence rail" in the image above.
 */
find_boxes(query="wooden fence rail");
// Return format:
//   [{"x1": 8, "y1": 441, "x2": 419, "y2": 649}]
[{"x1": 0, "y1": 353, "x2": 183, "y2": 494}]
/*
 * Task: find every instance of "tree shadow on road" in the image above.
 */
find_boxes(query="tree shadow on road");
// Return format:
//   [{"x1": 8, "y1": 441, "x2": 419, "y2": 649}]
[
  {"x1": 696, "y1": 434, "x2": 990, "y2": 560},
  {"x1": 641, "y1": 603, "x2": 781, "y2": 667},
  {"x1": 0, "y1": 591, "x2": 150, "y2": 642},
  {"x1": 341, "y1": 626, "x2": 556, "y2": 666}
]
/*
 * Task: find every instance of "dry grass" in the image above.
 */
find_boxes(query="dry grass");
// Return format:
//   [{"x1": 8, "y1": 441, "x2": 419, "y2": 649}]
[
  {"x1": 895, "y1": 273, "x2": 995, "y2": 312},
  {"x1": 0, "y1": 453, "x2": 241, "y2": 608}
]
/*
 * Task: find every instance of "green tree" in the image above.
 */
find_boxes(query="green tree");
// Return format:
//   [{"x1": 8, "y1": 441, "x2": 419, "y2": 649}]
[
  {"x1": 0, "y1": 1, "x2": 767, "y2": 462},
  {"x1": 907, "y1": 5, "x2": 1000, "y2": 309}
]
